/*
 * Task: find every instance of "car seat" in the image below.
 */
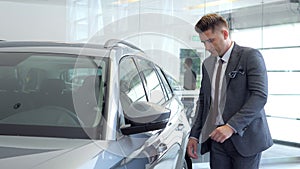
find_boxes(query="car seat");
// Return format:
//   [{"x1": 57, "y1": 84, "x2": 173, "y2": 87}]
[
  {"x1": 73, "y1": 76, "x2": 101, "y2": 127},
  {"x1": 38, "y1": 79, "x2": 66, "y2": 107}
]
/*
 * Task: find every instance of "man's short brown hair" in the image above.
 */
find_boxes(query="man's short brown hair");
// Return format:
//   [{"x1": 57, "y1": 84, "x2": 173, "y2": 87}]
[{"x1": 195, "y1": 13, "x2": 228, "y2": 33}]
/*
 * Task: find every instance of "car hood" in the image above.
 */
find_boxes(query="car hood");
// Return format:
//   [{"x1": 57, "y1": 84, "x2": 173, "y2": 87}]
[{"x1": 0, "y1": 135, "x2": 125, "y2": 169}]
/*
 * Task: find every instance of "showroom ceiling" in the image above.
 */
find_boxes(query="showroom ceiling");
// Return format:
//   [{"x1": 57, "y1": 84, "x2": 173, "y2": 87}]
[
  {"x1": 1, "y1": 0, "x2": 297, "y2": 27},
  {"x1": 0, "y1": 0, "x2": 286, "y2": 10}
]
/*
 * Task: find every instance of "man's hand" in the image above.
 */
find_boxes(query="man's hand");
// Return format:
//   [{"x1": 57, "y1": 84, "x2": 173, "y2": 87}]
[
  {"x1": 209, "y1": 125, "x2": 234, "y2": 143},
  {"x1": 187, "y1": 138, "x2": 199, "y2": 159}
]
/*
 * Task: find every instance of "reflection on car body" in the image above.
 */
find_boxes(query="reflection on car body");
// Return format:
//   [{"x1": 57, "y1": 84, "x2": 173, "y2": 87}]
[{"x1": 0, "y1": 40, "x2": 190, "y2": 169}]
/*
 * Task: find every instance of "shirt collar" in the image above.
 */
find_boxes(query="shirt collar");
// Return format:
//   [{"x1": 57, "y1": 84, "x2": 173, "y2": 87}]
[{"x1": 219, "y1": 42, "x2": 234, "y2": 63}]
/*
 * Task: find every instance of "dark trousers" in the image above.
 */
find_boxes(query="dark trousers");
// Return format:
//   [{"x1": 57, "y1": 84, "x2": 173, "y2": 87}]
[
  {"x1": 210, "y1": 139, "x2": 261, "y2": 169},
  {"x1": 185, "y1": 152, "x2": 193, "y2": 169}
]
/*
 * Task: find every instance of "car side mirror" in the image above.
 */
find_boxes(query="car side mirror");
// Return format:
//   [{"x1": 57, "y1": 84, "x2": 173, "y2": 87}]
[{"x1": 120, "y1": 101, "x2": 170, "y2": 135}]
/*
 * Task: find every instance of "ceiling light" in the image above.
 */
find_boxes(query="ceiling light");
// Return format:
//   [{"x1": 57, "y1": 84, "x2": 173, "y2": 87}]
[
  {"x1": 186, "y1": 0, "x2": 238, "y2": 10},
  {"x1": 112, "y1": 0, "x2": 140, "y2": 5}
]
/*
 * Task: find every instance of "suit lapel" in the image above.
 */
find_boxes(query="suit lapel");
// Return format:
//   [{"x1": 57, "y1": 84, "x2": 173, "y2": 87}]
[
  {"x1": 204, "y1": 56, "x2": 217, "y2": 84},
  {"x1": 224, "y1": 43, "x2": 242, "y2": 88},
  {"x1": 219, "y1": 43, "x2": 242, "y2": 119}
]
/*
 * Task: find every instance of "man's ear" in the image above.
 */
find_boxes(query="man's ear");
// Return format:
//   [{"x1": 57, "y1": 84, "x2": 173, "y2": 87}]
[{"x1": 222, "y1": 29, "x2": 229, "y2": 39}]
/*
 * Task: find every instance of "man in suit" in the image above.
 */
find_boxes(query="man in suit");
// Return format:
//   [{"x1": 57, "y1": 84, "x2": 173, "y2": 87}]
[
  {"x1": 186, "y1": 13, "x2": 273, "y2": 169},
  {"x1": 183, "y1": 57, "x2": 196, "y2": 90}
]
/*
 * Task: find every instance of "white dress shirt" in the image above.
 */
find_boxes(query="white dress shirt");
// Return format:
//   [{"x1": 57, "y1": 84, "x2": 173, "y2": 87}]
[{"x1": 211, "y1": 42, "x2": 234, "y2": 125}]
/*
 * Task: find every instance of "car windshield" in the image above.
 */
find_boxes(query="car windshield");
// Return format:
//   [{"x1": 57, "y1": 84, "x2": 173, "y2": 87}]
[{"x1": 0, "y1": 52, "x2": 107, "y2": 139}]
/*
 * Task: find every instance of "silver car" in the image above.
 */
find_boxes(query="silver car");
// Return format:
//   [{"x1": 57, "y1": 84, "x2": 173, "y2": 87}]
[{"x1": 0, "y1": 40, "x2": 190, "y2": 169}]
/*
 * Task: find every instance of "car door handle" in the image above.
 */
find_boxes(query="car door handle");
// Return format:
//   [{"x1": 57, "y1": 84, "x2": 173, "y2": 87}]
[
  {"x1": 176, "y1": 123, "x2": 184, "y2": 131},
  {"x1": 157, "y1": 143, "x2": 167, "y2": 153}
]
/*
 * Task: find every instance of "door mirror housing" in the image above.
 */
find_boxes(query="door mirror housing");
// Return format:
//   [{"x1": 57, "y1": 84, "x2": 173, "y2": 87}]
[{"x1": 121, "y1": 101, "x2": 170, "y2": 135}]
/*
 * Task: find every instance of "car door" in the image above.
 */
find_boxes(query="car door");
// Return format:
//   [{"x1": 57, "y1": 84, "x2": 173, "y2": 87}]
[
  {"x1": 117, "y1": 55, "x2": 189, "y2": 169},
  {"x1": 133, "y1": 57, "x2": 190, "y2": 169}
]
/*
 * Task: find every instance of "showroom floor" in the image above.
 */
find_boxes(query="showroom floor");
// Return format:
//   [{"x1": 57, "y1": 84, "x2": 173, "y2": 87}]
[
  {"x1": 192, "y1": 143, "x2": 300, "y2": 169},
  {"x1": 193, "y1": 162, "x2": 300, "y2": 169}
]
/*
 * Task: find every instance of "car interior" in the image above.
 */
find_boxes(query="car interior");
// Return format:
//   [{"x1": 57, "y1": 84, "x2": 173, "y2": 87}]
[{"x1": 0, "y1": 52, "x2": 106, "y2": 128}]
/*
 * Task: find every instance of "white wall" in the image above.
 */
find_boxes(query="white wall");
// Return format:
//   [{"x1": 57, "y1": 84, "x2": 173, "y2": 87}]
[{"x1": 0, "y1": 1, "x2": 66, "y2": 41}]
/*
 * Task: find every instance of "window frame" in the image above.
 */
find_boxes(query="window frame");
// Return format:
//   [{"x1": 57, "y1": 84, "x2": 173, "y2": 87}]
[{"x1": 133, "y1": 57, "x2": 168, "y2": 105}]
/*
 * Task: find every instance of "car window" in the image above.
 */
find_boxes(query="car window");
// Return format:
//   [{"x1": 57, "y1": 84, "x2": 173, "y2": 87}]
[
  {"x1": 165, "y1": 73, "x2": 183, "y2": 92},
  {"x1": 155, "y1": 66, "x2": 173, "y2": 100},
  {"x1": 0, "y1": 52, "x2": 107, "y2": 138},
  {"x1": 119, "y1": 56, "x2": 147, "y2": 113},
  {"x1": 135, "y1": 58, "x2": 166, "y2": 105},
  {"x1": 62, "y1": 68, "x2": 101, "y2": 89}
]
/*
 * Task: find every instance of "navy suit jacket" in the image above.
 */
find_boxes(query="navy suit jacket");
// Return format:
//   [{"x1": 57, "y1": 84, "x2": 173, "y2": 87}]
[{"x1": 190, "y1": 43, "x2": 273, "y2": 157}]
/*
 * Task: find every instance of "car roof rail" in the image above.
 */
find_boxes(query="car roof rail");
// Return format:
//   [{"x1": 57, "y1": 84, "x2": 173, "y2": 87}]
[{"x1": 104, "y1": 39, "x2": 144, "y2": 53}]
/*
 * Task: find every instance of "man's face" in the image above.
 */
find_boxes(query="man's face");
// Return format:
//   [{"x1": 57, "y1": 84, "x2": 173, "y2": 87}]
[{"x1": 199, "y1": 28, "x2": 226, "y2": 57}]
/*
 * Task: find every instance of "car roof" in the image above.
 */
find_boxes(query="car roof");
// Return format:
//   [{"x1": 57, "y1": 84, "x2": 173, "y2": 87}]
[
  {"x1": 0, "y1": 41, "x2": 109, "y2": 57},
  {"x1": 0, "y1": 41, "x2": 104, "y2": 49},
  {"x1": 0, "y1": 40, "x2": 144, "y2": 59}
]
